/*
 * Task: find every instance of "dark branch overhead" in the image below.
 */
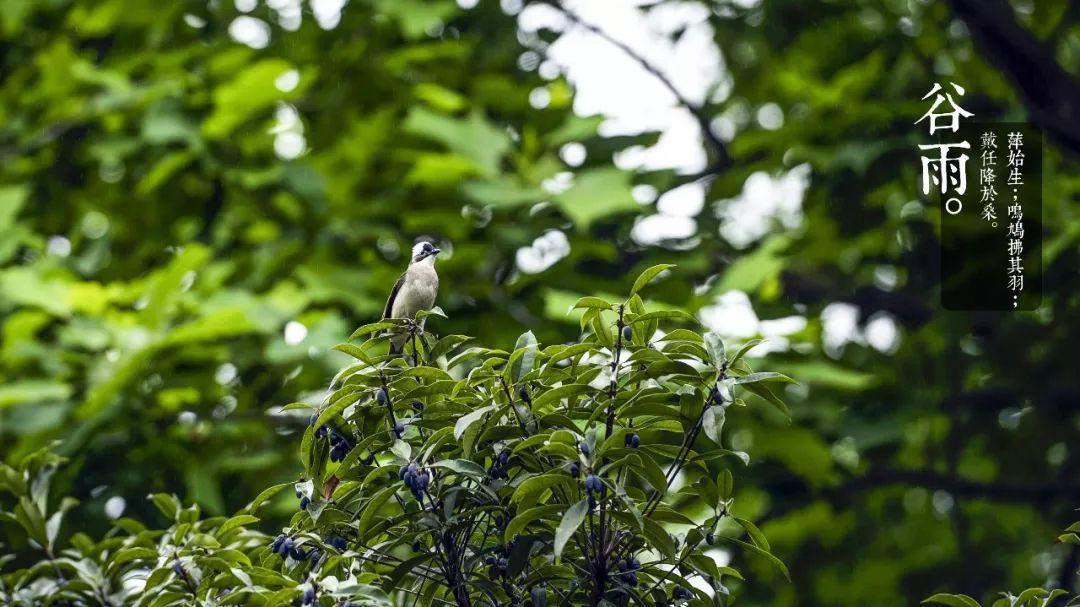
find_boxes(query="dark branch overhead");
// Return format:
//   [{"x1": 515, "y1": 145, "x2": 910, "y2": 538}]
[{"x1": 948, "y1": 0, "x2": 1080, "y2": 156}]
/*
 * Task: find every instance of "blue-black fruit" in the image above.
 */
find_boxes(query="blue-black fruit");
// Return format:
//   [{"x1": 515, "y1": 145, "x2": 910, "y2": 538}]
[
  {"x1": 281, "y1": 538, "x2": 295, "y2": 556},
  {"x1": 517, "y1": 385, "x2": 530, "y2": 402},
  {"x1": 299, "y1": 496, "x2": 310, "y2": 510},
  {"x1": 569, "y1": 463, "x2": 580, "y2": 477},
  {"x1": 302, "y1": 585, "x2": 316, "y2": 604},
  {"x1": 412, "y1": 400, "x2": 424, "y2": 411},
  {"x1": 705, "y1": 532, "x2": 715, "y2": 545},
  {"x1": 328, "y1": 536, "x2": 347, "y2": 551},
  {"x1": 376, "y1": 387, "x2": 388, "y2": 405},
  {"x1": 579, "y1": 442, "x2": 591, "y2": 456},
  {"x1": 498, "y1": 450, "x2": 510, "y2": 465},
  {"x1": 395, "y1": 422, "x2": 405, "y2": 437},
  {"x1": 171, "y1": 560, "x2": 184, "y2": 576},
  {"x1": 290, "y1": 547, "x2": 305, "y2": 561},
  {"x1": 271, "y1": 534, "x2": 284, "y2": 553},
  {"x1": 308, "y1": 549, "x2": 321, "y2": 564},
  {"x1": 588, "y1": 495, "x2": 597, "y2": 511},
  {"x1": 531, "y1": 585, "x2": 547, "y2": 607},
  {"x1": 622, "y1": 325, "x2": 632, "y2": 342}
]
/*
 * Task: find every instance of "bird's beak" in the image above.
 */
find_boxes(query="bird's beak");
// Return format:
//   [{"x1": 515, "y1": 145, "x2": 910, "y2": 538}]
[{"x1": 431, "y1": 248, "x2": 441, "y2": 256}]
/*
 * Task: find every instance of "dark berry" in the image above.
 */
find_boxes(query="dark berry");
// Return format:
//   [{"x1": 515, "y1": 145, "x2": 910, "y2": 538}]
[
  {"x1": 328, "y1": 536, "x2": 347, "y2": 552},
  {"x1": 517, "y1": 385, "x2": 530, "y2": 402},
  {"x1": 280, "y1": 537, "x2": 295, "y2": 556},
  {"x1": 376, "y1": 387, "x2": 388, "y2": 405},
  {"x1": 302, "y1": 585, "x2": 316, "y2": 604},
  {"x1": 412, "y1": 400, "x2": 424, "y2": 411},
  {"x1": 395, "y1": 422, "x2": 405, "y2": 437},
  {"x1": 171, "y1": 560, "x2": 184, "y2": 576},
  {"x1": 706, "y1": 532, "x2": 715, "y2": 545},
  {"x1": 413, "y1": 540, "x2": 422, "y2": 552},
  {"x1": 585, "y1": 474, "x2": 601, "y2": 493},
  {"x1": 588, "y1": 495, "x2": 597, "y2": 511},
  {"x1": 308, "y1": 549, "x2": 321, "y2": 564},
  {"x1": 497, "y1": 557, "x2": 508, "y2": 569},
  {"x1": 399, "y1": 465, "x2": 409, "y2": 479},
  {"x1": 498, "y1": 450, "x2": 510, "y2": 466},
  {"x1": 290, "y1": 547, "x2": 305, "y2": 561},
  {"x1": 315, "y1": 425, "x2": 327, "y2": 439},
  {"x1": 361, "y1": 452, "x2": 375, "y2": 465},
  {"x1": 299, "y1": 496, "x2": 310, "y2": 510},
  {"x1": 569, "y1": 463, "x2": 580, "y2": 477},
  {"x1": 630, "y1": 434, "x2": 640, "y2": 448},
  {"x1": 579, "y1": 441, "x2": 591, "y2": 456},
  {"x1": 630, "y1": 557, "x2": 640, "y2": 570},
  {"x1": 271, "y1": 534, "x2": 284, "y2": 553},
  {"x1": 621, "y1": 325, "x2": 632, "y2": 341}
]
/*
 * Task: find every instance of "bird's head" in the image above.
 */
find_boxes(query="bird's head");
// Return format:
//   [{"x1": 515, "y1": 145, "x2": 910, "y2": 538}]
[{"x1": 410, "y1": 241, "x2": 441, "y2": 265}]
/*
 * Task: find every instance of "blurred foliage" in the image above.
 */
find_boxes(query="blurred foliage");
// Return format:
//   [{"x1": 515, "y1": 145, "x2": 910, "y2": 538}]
[{"x1": 1, "y1": 0, "x2": 1078, "y2": 605}]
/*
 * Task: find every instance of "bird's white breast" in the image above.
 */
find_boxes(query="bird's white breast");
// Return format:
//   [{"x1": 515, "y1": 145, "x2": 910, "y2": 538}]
[{"x1": 391, "y1": 263, "x2": 439, "y2": 319}]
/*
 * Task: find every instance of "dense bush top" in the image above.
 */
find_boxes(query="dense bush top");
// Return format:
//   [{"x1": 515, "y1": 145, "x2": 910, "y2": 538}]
[{"x1": 0, "y1": 267, "x2": 795, "y2": 606}]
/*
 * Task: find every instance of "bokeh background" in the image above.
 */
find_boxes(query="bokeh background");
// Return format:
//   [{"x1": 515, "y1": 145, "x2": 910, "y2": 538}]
[{"x1": 1, "y1": 0, "x2": 1078, "y2": 604}]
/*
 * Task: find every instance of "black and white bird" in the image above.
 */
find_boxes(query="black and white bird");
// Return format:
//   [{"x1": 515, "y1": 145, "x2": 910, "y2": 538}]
[{"x1": 383, "y1": 241, "x2": 441, "y2": 355}]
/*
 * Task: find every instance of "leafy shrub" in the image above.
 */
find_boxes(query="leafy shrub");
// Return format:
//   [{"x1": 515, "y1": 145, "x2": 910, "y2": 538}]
[
  {"x1": 1, "y1": 267, "x2": 793, "y2": 606},
  {"x1": 923, "y1": 521, "x2": 1079, "y2": 607}
]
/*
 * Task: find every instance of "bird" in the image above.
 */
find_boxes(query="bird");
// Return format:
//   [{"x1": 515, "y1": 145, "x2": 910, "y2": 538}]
[{"x1": 383, "y1": 241, "x2": 441, "y2": 355}]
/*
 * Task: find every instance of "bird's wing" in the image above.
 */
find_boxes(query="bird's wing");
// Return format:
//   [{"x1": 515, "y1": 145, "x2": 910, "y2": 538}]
[{"x1": 382, "y1": 273, "x2": 407, "y2": 319}]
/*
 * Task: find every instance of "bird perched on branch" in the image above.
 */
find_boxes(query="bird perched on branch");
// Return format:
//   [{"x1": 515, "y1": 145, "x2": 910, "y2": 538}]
[{"x1": 383, "y1": 241, "x2": 441, "y2": 355}]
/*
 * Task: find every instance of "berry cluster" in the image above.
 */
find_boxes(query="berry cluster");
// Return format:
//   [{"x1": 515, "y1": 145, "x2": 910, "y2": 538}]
[
  {"x1": 585, "y1": 473, "x2": 604, "y2": 512},
  {"x1": 328, "y1": 430, "x2": 352, "y2": 463},
  {"x1": 483, "y1": 542, "x2": 515, "y2": 579},
  {"x1": 624, "y1": 432, "x2": 640, "y2": 448},
  {"x1": 616, "y1": 556, "x2": 642, "y2": 587},
  {"x1": 672, "y1": 585, "x2": 693, "y2": 601},
  {"x1": 326, "y1": 536, "x2": 347, "y2": 552},
  {"x1": 488, "y1": 449, "x2": 511, "y2": 480},
  {"x1": 398, "y1": 462, "x2": 431, "y2": 500}
]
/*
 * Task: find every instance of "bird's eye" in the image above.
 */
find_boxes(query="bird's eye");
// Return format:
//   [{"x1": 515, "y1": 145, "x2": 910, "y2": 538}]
[{"x1": 423, "y1": 244, "x2": 433, "y2": 252}]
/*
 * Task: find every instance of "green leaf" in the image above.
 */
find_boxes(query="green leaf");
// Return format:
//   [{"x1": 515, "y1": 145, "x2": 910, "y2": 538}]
[
  {"x1": 553, "y1": 499, "x2": 589, "y2": 563},
  {"x1": 702, "y1": 406, "x2": 726, "y2": 444},
  {"x1": 511, "y1": 474, "x2": 567, "y2": 504},
  {"x1": 510, "y1": 331, "x2": 539, "y2": 382},
  {"x1": 704, "y1": 332, "x2": 726, "y2": 370},
  {"x1": 627, "y1": 310, "x2": 698, "y2": 325},
  {"x1": 504, "y1": 504, "x2": 564, "y2": 542},
  {"x1": 733, "y1": 372, "x2": 797, "y2": 386},
  {"x1": 570, "y1": 296, "x2": 614, "y2": 312},
  {"x1": 923, "y1": 594, "x2": 982, "y2": 607},
  {"x1": 454, "y1": 405, "x2": 495, "y2": 441},
  {"x1": 727, "y1": 537, "x2": 790, "y2": 581},
  {"x1": 629, "y1": 264, "x2": 676, "y2": 297}
]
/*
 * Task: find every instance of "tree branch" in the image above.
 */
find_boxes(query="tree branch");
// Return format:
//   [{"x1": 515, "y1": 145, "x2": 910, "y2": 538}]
[
  {"x1": 832, "y1": 468, "x2": 1080, "y2": 503},
  {"x1": 535, "y1": 0, "x2": 732, "y2": 173},
  {"x1": 947, "y1": 0, "x2": 1080, "y2": 155}
]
